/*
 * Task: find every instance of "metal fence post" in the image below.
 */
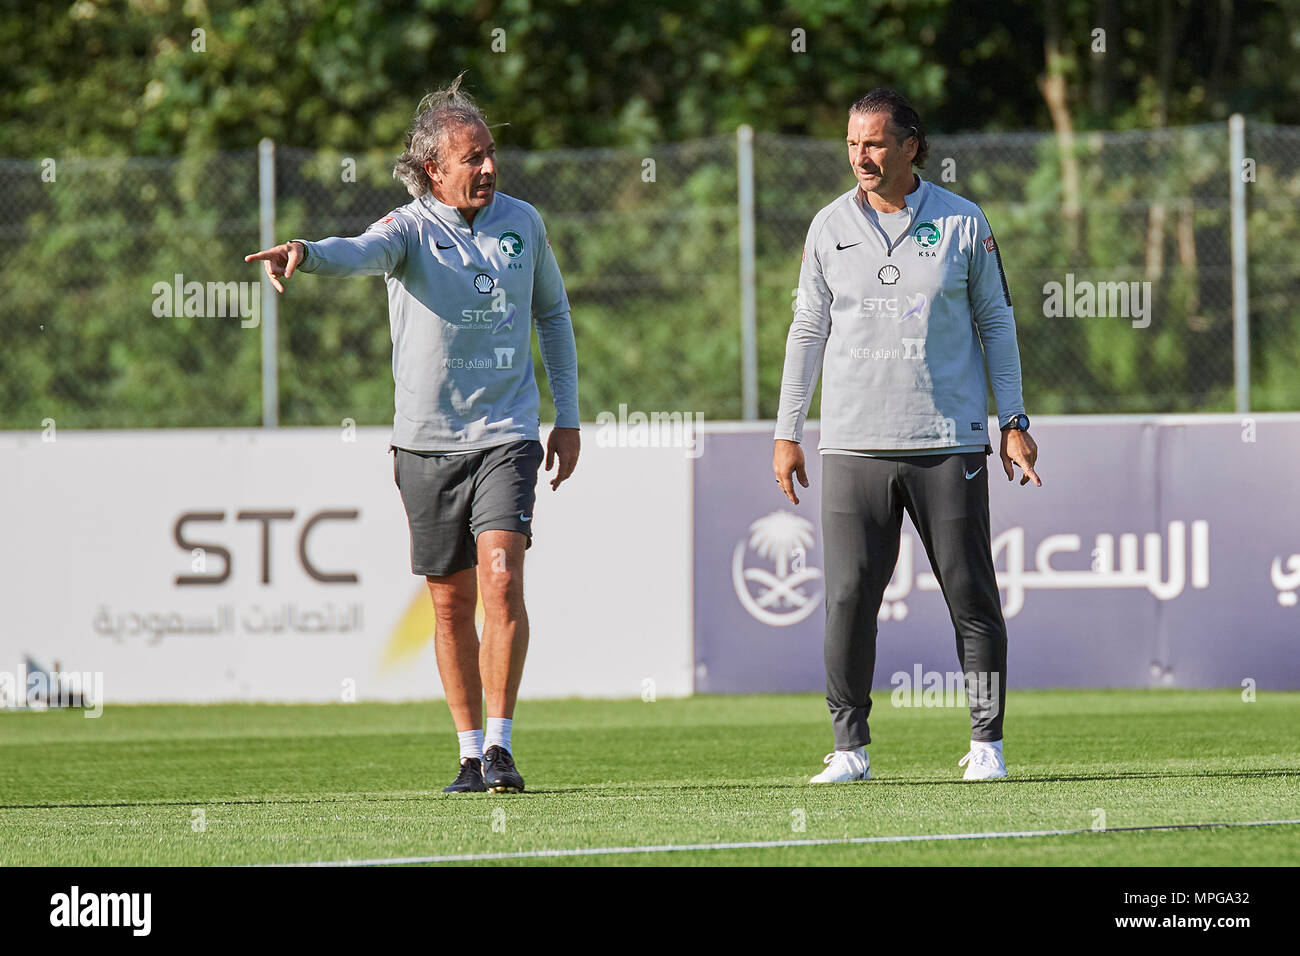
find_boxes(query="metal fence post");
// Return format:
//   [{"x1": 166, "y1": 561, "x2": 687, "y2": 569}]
[
  {"x1": 1229, "y1": 114, "x2": 1250, "y2": 414},
  {"x1": 258, "y1": 137, "x2": 279, "y2": 427},
  {"x1": 737, "y1": 125, "x2": 758, "y2": 420}
]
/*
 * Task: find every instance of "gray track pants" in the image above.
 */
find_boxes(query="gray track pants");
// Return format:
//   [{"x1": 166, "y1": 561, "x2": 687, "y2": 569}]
[{"x1": 821, "y1": 451, "x2": 1007, "y2": 750}]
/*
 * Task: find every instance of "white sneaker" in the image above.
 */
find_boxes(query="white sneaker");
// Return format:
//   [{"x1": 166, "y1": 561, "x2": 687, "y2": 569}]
[
  {"x1": 958, "y1": 745, "x2": 1007, "y2": 780},
  {"x1": 810, "y1": 748, "x2": 870, "y2": 783}
]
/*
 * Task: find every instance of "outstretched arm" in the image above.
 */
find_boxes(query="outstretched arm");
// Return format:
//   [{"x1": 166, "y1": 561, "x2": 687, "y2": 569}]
[{"x1": 244, "y1": 215, "x2": 408, "y2": 291}]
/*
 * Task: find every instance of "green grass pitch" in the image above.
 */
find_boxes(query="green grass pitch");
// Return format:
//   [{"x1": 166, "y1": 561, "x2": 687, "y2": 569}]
[{"x1": 1, "y1": 690, "x2": 1297, "y2": 866}]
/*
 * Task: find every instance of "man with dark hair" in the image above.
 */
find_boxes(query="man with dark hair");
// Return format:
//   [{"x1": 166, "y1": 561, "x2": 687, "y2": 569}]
[
  {"x1": 245, "y1": 75, "x2": 580, "y2": 794},
  {"x1": 773, "y1": 88, "x2": 1040, "y2": 783}
]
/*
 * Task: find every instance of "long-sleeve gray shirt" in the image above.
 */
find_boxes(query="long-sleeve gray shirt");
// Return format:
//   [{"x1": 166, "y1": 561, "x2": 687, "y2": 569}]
[
  {"x1": 775, "y1": 177, "x2": 1025, "y2": 454},
  {"x1": 294, "y1": 191, "x2": 579, "y2": 452}
]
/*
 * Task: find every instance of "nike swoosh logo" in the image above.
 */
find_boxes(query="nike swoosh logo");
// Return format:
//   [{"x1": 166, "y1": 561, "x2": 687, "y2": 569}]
[
  {"x1": 436, "y1": 242, "x2": 455, "y2": 250},
  {"x1": 835, "y1": 241, "x2": 861, "y2": 250},
  {"x1": 964, "y1": 467, "x2": 983, "y2": 480},
  {"x1": 519, "y1": 513, "x2": 532, "y2": 522}
]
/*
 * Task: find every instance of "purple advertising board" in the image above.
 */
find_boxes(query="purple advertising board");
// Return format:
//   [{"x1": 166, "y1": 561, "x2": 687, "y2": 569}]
[{"x1": 692, "y1": 416, "x2": 1300, "y2": 692}]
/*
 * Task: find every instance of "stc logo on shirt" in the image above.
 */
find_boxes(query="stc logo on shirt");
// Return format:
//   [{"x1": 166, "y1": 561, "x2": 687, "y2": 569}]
[
  {"x1": 460, "y1": 285, "x2": 517, "y2": 334},
  {"x1": 856, "y1": 292, "x2": 928, "y2": 323}
]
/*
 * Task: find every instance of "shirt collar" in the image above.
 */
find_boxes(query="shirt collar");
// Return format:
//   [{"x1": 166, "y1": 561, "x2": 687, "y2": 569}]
[
  {"x1": 905, "y1": 173, "x2": 927, "y2": 210},
  {"x1": 855, "y1": 172, "x2": 927, "y2": 216},
  {"x1": 418, "y1": 192, "x2": 495, "y2": 229}
]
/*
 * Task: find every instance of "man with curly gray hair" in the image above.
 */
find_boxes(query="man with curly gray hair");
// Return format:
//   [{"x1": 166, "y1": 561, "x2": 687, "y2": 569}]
[
  {"x1": 246, "y1": 75, "x2": 580, "y2": 796},
  {"x1": 393, "y1": 73, "x2": 493, "y2": 198}
]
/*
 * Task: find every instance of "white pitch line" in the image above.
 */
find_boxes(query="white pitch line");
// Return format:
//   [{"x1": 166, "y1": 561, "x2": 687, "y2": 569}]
[{"x1": 261, "y1": 818, "x2": 1300, "y2": 867}]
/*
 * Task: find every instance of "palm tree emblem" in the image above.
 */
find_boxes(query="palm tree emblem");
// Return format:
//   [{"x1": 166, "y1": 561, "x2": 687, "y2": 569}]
[{"x1": 732, "y1": 511, "x2": 824, "y2": 626}]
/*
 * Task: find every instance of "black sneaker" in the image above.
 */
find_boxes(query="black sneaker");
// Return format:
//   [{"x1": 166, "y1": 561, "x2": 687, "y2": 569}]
[
  {"x1": 482, "y1": 746, "x2": 525, "y2": 793},
  {"x1": 443, "y1": 757, "x2": 486, "y2": 793}
]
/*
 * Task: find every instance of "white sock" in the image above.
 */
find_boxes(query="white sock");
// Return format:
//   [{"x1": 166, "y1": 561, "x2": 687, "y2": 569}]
[
  {"x1": 457, "y1": 729, "x2": 484, "y2": 762},
  {"x1": 972, "y1": 739, "x2": 1003, "y2": 754},
  {"x1": 485, "y1": 717, "x2": 513, "y2": 754}
]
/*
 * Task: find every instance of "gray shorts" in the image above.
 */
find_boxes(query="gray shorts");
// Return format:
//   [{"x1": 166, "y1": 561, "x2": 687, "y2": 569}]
[{"x1": 392, "y1": 439, "x2": 545, "y2": 577}]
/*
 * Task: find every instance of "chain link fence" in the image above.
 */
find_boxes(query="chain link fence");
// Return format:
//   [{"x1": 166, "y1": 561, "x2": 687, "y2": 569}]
[
  {"x1": 2, "y1": 122, "x2": 1297, "y2": 431},
  {"x1": 274, "y1": 137, "x2": 740, "y2": 428},
  {"x1": 1241, "y1": 123, "x2": 1300, "y2": 411}
]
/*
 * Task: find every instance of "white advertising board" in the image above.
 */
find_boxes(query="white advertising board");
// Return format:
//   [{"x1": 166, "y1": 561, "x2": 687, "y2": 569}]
[{"x1": 0, "y1": 427, "x2": 694, "y2": 704}]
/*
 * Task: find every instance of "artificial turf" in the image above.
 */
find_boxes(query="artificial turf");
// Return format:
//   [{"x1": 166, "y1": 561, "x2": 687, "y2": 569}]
[{"x1": 1, "y1": 690, "x2": 1296, "y2": 866}]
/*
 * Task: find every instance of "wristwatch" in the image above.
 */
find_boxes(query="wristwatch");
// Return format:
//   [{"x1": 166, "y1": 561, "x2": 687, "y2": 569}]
[{"x1": 1001, "y1": 413, "x2": 1030, "y2": 432}]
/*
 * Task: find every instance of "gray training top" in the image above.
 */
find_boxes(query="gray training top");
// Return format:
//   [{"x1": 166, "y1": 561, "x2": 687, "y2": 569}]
[
  {"x1": 294, "y1": 191, "x2": 579, "y2": 452},
  {"x1": 775, "y1": 176, "x2": 1025, "y2": 455}
]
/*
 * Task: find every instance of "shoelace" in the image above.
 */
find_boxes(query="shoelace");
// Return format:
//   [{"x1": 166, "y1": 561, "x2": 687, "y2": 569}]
[
  {"x1": 486, "y1": 748, "x2": 515, "y2": 770},
  {"x1": 958, "y1": 749, "x2": 999, "y2": 768}
]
